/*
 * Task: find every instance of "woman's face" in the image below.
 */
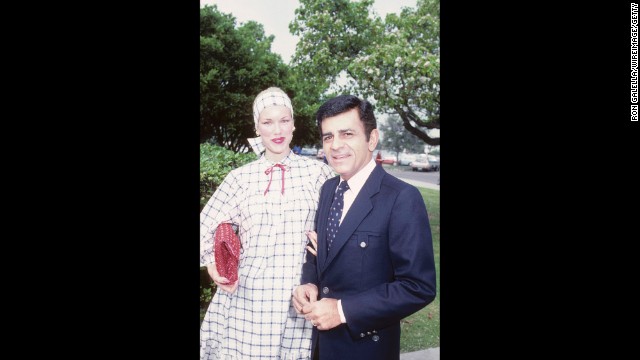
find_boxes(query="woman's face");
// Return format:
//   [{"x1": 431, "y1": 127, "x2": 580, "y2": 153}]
[{"x1": 256, "y1": 105, "x2": 294, "y2": 161}]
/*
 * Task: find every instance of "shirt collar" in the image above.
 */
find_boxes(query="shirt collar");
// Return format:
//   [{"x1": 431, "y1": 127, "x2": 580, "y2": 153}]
[
  {"x1": 339, "y1": 156, "x2": 376, "y2": 195},
  {"x1": 259, "y1": 150, "x2": 294, "y2": 167}
]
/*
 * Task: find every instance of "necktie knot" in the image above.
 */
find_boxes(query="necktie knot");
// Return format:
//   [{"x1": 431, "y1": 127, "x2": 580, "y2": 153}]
[{"x1": 337, "y1": 181, "x2": 349, "y2": 193}]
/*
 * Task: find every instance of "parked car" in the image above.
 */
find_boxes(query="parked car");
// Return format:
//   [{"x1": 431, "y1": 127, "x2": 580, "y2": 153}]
[
  {"x1": 410, "y1": 156, "x2": 434, "y2": 172},
  {"x1": 376, "y1": 150, "x2": 397, "y2": 165},
  {"x1": 398, "y1": 153, "x2": 422, "y2": 166},
  {"x1": 300, "y1": 147, "x2": 316, "y2": 157},
  {"x1": 427, "y1": 155, "x2": 440, "y2": 171}
]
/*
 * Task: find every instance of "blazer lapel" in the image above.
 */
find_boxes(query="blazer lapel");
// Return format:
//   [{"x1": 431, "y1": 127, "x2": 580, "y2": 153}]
[
  {"x1": 316, "y1": 176, "x2": 339, "y2": 270},
  {"x1": 321, "y1": 165, "x2": 385, "y2": 273}
]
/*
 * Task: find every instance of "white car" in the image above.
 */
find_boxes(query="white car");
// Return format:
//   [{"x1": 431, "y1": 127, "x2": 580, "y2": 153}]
[
  {"x1": 398, "y1": 153, "x2": 422, "y2": 166},
  {"x1": 427, "y1": 155, "x2": 440, "y2": 171},
  {"x1": 410, "y1": 156, "x2": 434, "y2": 172}
]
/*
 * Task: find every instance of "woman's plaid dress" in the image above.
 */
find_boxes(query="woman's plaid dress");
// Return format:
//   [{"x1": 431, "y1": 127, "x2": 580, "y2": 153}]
[{"x1": 200, "y1": 152, "x2": 334, "y2": 359}]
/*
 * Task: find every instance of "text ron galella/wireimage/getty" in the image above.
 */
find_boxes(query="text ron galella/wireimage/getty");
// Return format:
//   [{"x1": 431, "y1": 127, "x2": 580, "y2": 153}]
[{"x1": 631, "y1": 3, "x2": 638, "y2": 121}]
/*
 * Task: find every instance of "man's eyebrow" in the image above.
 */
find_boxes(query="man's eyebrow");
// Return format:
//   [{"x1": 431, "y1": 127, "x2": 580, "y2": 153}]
[
  {"x1": 322, "y1": 128, "x2": 355, "y2": 137},
  {"x1": 337, "y1": 128, "x2": 355, "y2": 134}
]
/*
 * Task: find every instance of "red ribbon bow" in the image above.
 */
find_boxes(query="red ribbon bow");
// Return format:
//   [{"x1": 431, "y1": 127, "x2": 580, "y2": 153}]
[{"x1": 264, "y1": 164, "x2": 287, "y2": 195}]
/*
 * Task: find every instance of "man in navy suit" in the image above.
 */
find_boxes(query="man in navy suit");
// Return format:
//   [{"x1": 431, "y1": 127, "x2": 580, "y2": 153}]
[{"x1": 292, "y1": 95, "x2": 436, "y2": 360}]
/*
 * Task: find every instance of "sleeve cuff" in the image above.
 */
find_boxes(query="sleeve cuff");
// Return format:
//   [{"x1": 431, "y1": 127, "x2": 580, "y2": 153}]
[{"x1": 337, "y1": 299, "x2": 346, "y2": 323}]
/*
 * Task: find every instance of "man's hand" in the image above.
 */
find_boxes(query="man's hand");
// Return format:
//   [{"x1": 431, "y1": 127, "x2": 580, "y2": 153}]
[
  {"x1": 302, "y1": 298, "x2": 342, "y2": 331},
  {"x1": 206, "y1": 264, "x2": 238, "y2": 294},
  {"x1": 305, "y1": 230, "x2": 318, "y2": 256},
  {"x1": 292, "y1": 283, "x2": 318, "y2": 314}
]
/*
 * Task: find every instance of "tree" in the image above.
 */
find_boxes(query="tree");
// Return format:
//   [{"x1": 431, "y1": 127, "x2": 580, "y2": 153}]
[
  {"x1": 379, "y1": 115, "x2": 426, "y2": 157},
  {"x1": 290, "y1": 0, "x2": 440, "y2": 146},
  {"x1": 287, "y1": 70, "x2": 328, "y2": 148},
  {"x1": 200, "y1": 5, "x2": 290, "y2": 150}
]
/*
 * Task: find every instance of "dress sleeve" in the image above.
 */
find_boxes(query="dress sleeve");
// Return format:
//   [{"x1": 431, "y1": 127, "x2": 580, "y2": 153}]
[
  {"x1": 200, "y1": 170, "x2": 242, "y2": 267},
  {"x1": 315, "y1": 163, "x2": 335, "y2": 194}
]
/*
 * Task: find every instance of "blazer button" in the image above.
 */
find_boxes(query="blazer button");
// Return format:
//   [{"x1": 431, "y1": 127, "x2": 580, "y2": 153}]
[
  {"x1": 360, "y1": 241, "x2": 367, "y2": 248},
  {"x1": 372, "y1": 335, "x2": 380, "y2": 342},
  {"x1": 367, "y1": 331, "x2": 371, "y2": 335},
  {"x1": 360, "y1": 333, "x2": 365, "y2": 338},
  {"x1": 322, "y1": 287, "x2": 329, "y2": 294}
]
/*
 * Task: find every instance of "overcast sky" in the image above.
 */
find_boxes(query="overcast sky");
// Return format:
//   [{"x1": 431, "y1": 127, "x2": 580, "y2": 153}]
[{"x1": 200, "y1": 0, "x2": 418, "y2": 63}]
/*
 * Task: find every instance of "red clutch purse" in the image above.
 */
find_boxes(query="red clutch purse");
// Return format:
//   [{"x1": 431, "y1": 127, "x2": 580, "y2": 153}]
[{"x1": 214, "y1": 223, "x2": 240, "y2": 283}]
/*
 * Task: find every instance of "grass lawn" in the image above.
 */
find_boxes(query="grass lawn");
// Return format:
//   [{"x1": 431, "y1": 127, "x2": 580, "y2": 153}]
[{"x1": 400, "y1": 187, "x2": 440, "y2": 352}]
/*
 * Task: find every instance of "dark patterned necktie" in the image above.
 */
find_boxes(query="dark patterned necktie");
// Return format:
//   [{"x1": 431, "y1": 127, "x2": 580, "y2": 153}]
[{"x1": 327, "y1": 181, "x2": 349, "y2": 252}]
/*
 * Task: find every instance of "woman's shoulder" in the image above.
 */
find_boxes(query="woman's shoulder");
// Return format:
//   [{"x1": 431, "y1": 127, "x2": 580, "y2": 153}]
[
  {"x1": 228, "y1": 158, "x2": 264, "y2": 177},
  {"x1": 293, "y1": 154, "x2": 330, "y2": 169}
]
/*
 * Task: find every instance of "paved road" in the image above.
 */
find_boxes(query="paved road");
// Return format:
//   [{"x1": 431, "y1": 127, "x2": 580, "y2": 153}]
[
  {"x1": 401, "y1": 347, "x2": 440, "y2": 360},
  {"x1": 384, "y1": 166, "x2": 440, "y2": 191},
  {"x1": 385, "y1": 166, "x2": 439, "y2": 184}
]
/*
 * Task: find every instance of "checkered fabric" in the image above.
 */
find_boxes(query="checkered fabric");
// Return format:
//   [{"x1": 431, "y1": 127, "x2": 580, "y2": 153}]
[
  {"x1": 200, "y1": 152, "x2": 335, "y2": 360},
  {"x1": 327, "y1": 181, "x2": 349, "y2": 252},
  {"x1": 252, "y1": 90, "x2": 293, "y2": 125},
  {"x1": 247, "y1": 136, "x2": 265, "y2": 156}
]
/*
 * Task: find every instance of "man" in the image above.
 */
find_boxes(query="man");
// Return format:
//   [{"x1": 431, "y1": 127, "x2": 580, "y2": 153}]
[{"x1": 292, "y1": 95, "x2": 436, "y2": 360}]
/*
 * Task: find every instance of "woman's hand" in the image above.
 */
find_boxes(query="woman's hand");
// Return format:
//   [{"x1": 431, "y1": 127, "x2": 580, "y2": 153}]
[
  {"x1": 305, "y1": 230, "x2": 318, "y2": 257},
  {"x1": 206, "y1": 264, "x2": 239, "y2": 294}
]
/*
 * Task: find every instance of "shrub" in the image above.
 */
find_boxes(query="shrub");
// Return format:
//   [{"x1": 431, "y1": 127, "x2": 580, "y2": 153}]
[{"x1": 200, "y1": 144, "x2": 257, "y2": 210}]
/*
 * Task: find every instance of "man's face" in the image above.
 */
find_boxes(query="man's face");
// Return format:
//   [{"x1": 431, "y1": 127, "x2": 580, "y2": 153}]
[{"x1": 321, "y1": 108, "x2": 378, "y2": 181}]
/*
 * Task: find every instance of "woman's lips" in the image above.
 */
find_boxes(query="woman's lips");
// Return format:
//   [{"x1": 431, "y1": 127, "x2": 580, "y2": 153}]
[{"x1": 271, "y1": 137, "x2": 285, "y2": 144}]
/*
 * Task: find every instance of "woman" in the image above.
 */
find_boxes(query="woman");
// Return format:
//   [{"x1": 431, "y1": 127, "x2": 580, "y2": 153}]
[{"x1": 200, "y1": 87, "x2": 334, "y2": 359}]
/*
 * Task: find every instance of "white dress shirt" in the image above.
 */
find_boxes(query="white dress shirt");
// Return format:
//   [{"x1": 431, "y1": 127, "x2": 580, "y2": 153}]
[{"x1": 338, "y1": 156, "x2": 377, "y2": 224}]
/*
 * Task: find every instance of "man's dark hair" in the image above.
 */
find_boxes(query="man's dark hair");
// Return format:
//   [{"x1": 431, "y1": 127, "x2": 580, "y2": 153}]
[{"x1": 316, "y1": 95, "x2": 377, "y2": 141}]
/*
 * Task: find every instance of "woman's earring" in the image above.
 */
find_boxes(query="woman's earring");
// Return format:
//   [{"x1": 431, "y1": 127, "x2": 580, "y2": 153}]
[{"x1": 292, "y1": 127, "x2": 296, "y2": 131}]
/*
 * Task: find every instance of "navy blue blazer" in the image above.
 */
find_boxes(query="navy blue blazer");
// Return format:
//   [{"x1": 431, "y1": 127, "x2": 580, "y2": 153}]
[{"x1": 301, "y1": 164, "x2": 436, "y2": 360}]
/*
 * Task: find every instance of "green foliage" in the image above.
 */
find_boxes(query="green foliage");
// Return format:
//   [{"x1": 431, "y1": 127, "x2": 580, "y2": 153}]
[
  {"x1": 290, "y1": 0, "x2": 377, "y2": 90},
  {"x1": 201, "y1": 284, "x2": 213, "y2": 304},
  {"x1": 200, "y1": 143, "x2": 256, "y2": 209},
  {"x1": 200, "y1": 267, "x2": 216, "y2": 323},
  {"x1": 291, "y1": 0, "x2": 440, "y2": 146},
  {"x1": 287, "y1": 71, "x2": 327, "y2": 148}
]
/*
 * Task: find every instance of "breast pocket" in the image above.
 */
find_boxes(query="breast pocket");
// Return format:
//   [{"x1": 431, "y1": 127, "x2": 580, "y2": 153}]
[
  {"x1": 348, "y1": 232, "x2": 381, "y2": 277},
  {"x1": 353, "y1": 232, "x2": 390, "y2": 286},
  {"x1": 353, "y1": 232, "x2": 382, "y2": 250}
]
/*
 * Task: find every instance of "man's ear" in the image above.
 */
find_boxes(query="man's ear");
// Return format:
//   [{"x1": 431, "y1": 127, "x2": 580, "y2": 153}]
[{"x1": 368, "y1": 129, "x2": 379, "y2": 151}]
